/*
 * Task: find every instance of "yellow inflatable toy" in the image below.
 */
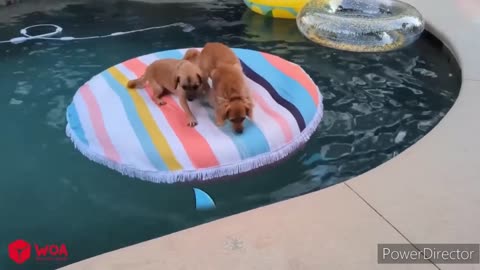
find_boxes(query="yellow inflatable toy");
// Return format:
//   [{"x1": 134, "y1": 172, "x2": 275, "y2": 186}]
[{"x1": 243, "y1": 0, "x2": 309, "y2": 19}]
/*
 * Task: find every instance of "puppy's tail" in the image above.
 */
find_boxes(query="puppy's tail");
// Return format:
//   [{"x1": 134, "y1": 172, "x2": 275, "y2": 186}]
[{"x1": 127, "y1": 75, "x2": 146, "y2": 89}]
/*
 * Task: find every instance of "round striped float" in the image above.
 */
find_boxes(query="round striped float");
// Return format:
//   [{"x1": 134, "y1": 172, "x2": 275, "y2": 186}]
[{"x1": 65, "y1": 48, "x2": 323, "y2": 183}]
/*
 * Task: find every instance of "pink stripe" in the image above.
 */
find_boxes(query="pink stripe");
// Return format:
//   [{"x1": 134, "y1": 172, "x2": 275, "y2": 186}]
[
  {"x1": 79, "y1": 85, "x2": 121, "y2": 163},
  {"x1": 251, "y1": 91, "x2": 293, "y2": 142}
]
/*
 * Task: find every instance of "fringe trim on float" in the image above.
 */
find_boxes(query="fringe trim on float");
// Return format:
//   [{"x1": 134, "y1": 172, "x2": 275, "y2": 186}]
[{"x1": 65, "y1": 76, "x2": 324, "y2": 184}]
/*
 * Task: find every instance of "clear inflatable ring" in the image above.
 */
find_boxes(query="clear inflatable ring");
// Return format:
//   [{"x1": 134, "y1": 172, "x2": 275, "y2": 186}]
[{"x1": 297, "y1": 0, "x2": 425, "y2": 52}]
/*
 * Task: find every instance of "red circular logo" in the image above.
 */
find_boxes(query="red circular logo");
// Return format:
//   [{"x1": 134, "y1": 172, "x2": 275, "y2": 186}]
[{"x1": 8, "y1": 239, "x2": 31, "y2": 264}]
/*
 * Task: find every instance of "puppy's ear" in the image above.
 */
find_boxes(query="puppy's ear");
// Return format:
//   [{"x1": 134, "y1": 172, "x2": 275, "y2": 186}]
[
  {"x1": 246, "y1": 107, "x2": 252, "y2": 119},
  {"x1": 175, "y1": 76, "x2": 180, "y2": 90},
  {"x1": 196, "y1": 73, "x2": 202, "y2": 85},
  {"x1": 224, "y1": 105, "x2": 231, "y2": 120},
  {"x1": 219, "y1": 99, "x2": 230, "y2": 120}
]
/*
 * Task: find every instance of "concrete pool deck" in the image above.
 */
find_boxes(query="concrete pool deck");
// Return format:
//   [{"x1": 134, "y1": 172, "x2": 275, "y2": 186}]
[{"x1": 59, "y1": 0, "x2": 480, "y2": 269}]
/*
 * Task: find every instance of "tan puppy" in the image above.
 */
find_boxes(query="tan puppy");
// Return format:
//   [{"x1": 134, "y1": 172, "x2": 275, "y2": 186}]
[
  {"x1": 210, "y1": 64, "x2": 254, "y2": 133},
  {"x1": 184, "y1": 42, "x2": 253, "y2": 133},
  {"x1": 127, "y1": 59, "x2": 203, "y2": 127}
]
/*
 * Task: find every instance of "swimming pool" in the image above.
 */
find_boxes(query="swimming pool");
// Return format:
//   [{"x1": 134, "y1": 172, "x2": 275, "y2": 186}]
[{"x1": 0, "y1": 0, "x2": 461, "y2": 269}]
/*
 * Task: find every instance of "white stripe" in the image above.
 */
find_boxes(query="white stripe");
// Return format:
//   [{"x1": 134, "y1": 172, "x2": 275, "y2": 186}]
[
  {"x1": 87, "y1": 75, "x2": 157, "y2": 172},
  {"x1": 138, "y1": 53, "x2": 158, "y2": 65},
  {"x1": 138, "y1": 54, "x2": 160, "y2": 67},
  {"x1": 116, "y1": 63, "x2": 195, "y2": 170},
  {"x1": 245, "y1": 76, "x2": 301, "y2": 137},
  {"x1": 143, "y1": 51, "x2": 242, "y2": 164},
  {"x1": 72, "y1": 88, "x2": 103, "y2": 156}
]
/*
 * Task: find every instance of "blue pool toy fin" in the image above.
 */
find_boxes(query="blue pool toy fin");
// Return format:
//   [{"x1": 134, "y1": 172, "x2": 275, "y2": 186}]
[{"x1": 194, "y1": 188, "x2": 216, "y2": 210}]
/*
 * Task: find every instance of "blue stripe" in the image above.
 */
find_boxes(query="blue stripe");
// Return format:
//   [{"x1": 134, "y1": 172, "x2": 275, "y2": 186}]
[
  {"x1": 153, "y1": 49, "x2": 184, "y2": 60},
  {"x1": 252, "y1": 3, "x2": 272, "y2": 13},
  {"x1": 251, "y1": 3, "x2": 297, "y2": 15},
  {"x1": 153, "y1": 49, "x2": 271, "y2": 159},
  {"x1": 100, "y1": 72, "x2": 168, "y2": 171},
  {"x1": 233, "y1": 48, "x2": 317, "y2": 124},
  {"x1": 66, "y1": 103, "x2": 89, "y2": 146},
  {"x1": 282, "y1": 7, "x2": 298, "y2": 15}
]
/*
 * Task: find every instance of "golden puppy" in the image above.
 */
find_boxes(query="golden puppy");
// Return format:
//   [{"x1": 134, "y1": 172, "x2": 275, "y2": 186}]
[
  {"x1": 185, "y1": 42, "x2": 254, "y2": 133},
  {"x1": 210, "y1": 64, "x2": 253, "y2": 133},
  {"x1": 127, "y1": 59, "x2": 203, "y2": 127}
]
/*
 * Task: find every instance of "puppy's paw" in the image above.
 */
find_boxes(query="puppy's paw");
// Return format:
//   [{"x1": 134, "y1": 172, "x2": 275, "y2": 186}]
[
  {"x1": 215, "y1": 120, "x2": 224, "y2": 127},
  {"x1": 187, "y1": 118, "x2": 198, "y2": 127}
]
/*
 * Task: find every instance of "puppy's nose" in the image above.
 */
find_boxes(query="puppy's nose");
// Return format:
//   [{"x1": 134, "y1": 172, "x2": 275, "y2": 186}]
[{"x1": 234, "y1": 127, "x2": 244, "y2": 134}]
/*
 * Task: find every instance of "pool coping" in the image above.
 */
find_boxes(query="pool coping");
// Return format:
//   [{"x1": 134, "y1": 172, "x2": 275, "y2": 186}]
[{"x1": 59, "y1": 0, "x2": 480, "y2": 269}]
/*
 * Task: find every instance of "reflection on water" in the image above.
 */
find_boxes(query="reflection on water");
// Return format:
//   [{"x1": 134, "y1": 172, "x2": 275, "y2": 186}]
[
  {"x1": 241, "y1": 10, "x2": 305, "y2": 43},
  {"x1": 0, "y1": 0, "x2": 460, "y2": 269}
]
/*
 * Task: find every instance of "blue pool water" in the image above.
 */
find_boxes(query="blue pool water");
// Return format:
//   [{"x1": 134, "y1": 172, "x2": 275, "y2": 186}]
[{"x1": 0, "y1": 0, "x2": 460, "y2": 269}]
